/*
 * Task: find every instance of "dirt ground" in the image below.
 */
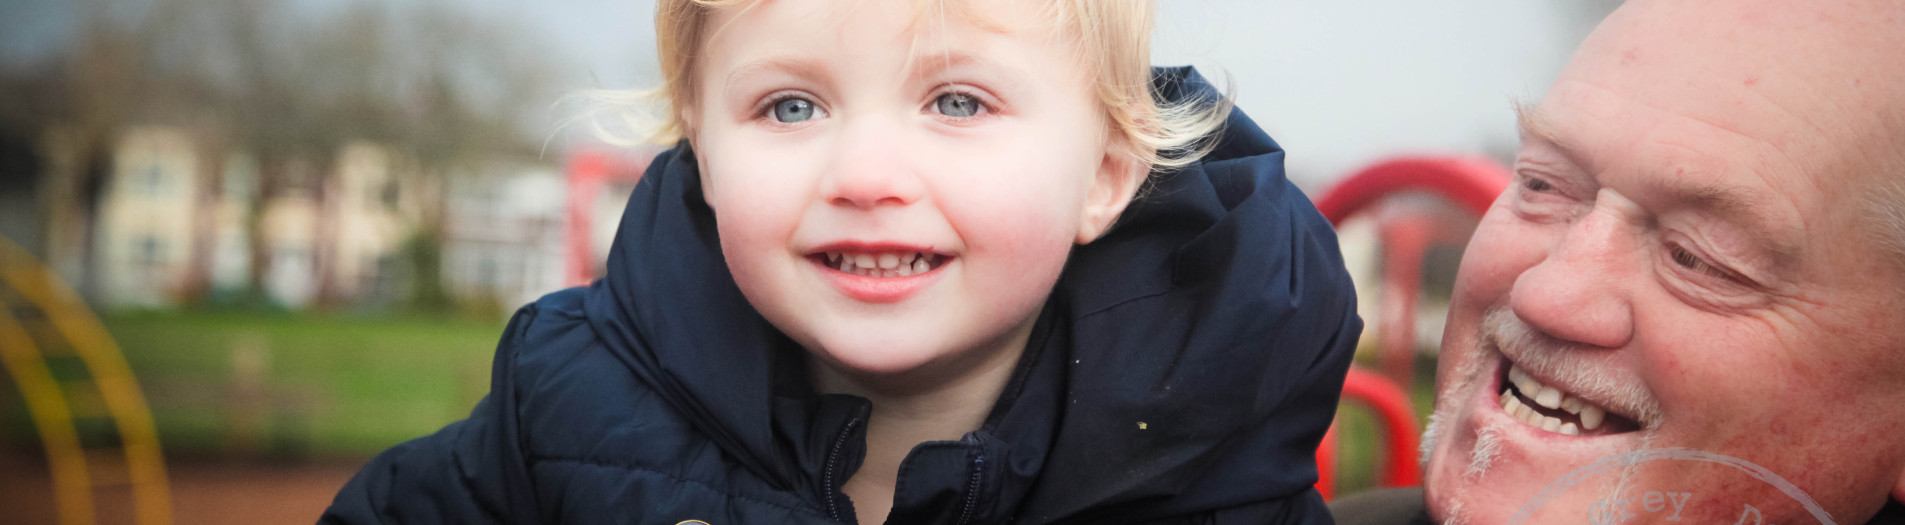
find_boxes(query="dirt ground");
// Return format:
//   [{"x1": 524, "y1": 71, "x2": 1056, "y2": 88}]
[{"x1": 0, "y1": 452, "x2": 363, "y2": 525}]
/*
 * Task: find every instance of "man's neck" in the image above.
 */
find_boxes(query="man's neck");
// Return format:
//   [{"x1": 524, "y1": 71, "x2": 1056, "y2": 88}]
[{"x1": 809, "y1": 313, "x2": 1039, "y2": 525}]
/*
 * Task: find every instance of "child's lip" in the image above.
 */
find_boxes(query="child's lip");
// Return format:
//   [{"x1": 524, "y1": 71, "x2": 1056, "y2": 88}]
[
  {"x1": 809, "y1": 254, "x2": 949, "y2": 303},
  {"x1": 804, "y1": 240, "x2": 952, "y2": 257}
]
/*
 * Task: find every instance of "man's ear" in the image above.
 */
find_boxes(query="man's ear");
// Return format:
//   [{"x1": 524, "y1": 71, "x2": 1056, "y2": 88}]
[{"x1": 1075, "y1": 146, "x2": 1147, "y2": 245}]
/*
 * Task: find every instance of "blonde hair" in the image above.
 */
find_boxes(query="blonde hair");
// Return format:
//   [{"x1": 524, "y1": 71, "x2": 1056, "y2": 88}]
[{"x1": 582, "y1": 0, "x2": 1230, "y2": 172}]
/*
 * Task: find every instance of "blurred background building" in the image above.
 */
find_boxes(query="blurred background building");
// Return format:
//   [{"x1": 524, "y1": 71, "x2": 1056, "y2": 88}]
[{"x1": 0, "y1": 0, "x2": 1618, "y2": 523}]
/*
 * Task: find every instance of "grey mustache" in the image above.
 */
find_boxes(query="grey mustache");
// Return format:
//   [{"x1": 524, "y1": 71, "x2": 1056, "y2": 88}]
[{"x1": 1480, "y1": 307, "x2": 1662, "y2": 428}]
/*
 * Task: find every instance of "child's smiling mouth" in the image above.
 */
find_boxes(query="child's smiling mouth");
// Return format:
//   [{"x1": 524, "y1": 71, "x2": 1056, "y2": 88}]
[
  {"x1": 804, "y1": 243, "x2": 955, "y2": 303},
  {"x1": 815, "y1": 250, "x2": 947, "y2": 278}
]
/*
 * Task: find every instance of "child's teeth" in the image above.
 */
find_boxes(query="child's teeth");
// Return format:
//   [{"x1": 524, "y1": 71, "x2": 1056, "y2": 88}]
[
  {"x1": 828, "y1": 251, "x2": 944, "y2": 276},
  {"x1": 1560, "y1": 422, "x2": 1580, "y2": 436},
  {"x1": 1561, "y1": 395, "x2": 1583, "y2": 415}
]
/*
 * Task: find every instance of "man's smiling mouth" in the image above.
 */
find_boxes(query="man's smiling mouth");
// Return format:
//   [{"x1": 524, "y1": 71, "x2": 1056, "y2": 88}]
[{"x1": 1497, "y1": 360, "x2": 1642, "y2": 436}]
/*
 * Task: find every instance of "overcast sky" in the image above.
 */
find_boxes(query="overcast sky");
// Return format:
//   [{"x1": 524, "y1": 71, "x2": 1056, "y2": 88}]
[{"x1": 2, "y1": 0, "x2": 1617, "y2": 187}]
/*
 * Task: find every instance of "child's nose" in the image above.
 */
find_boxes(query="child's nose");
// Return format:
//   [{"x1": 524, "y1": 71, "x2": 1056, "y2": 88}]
[{"x1": 822, "y1": 118, "x2": 925, "y2": 209}]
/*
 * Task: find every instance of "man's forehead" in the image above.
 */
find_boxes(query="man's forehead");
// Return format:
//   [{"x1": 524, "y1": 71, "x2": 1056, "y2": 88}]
[{"x1": 1556, "y1": 0, "x2": 1905, "y2": 172}]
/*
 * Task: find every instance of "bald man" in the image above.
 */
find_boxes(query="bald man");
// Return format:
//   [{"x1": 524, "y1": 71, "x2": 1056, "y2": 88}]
[{"x1": 1333, "y1": 0, "x2": 1905, "y2": 523}]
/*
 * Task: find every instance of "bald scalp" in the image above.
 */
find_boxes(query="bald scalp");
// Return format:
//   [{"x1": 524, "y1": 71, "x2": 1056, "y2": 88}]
[{"x1": 1581, "y1": 0, "x2": 1905, "y2": 264}]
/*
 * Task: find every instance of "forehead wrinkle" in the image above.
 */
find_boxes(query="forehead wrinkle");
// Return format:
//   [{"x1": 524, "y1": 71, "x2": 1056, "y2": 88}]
[{"x1": 1550, "y1": 80, "x2": 1806, "y2": 170}]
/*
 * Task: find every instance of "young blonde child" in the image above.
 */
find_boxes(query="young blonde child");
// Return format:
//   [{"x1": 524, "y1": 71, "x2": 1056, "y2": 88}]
[{"x1": 325, "y1": 1, "x2": 1359, "y2": 523}]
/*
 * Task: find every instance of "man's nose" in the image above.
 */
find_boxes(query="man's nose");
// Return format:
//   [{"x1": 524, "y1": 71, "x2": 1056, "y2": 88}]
[
  {"x1": 1506, "y1": 199, "x2": 1638, "y2": 349},
  {"x1": 821, "y1": 116, "x2": 924, "y2": 210}
]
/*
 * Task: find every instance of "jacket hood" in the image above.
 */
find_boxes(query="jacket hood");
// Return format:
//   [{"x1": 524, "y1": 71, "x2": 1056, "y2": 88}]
[{"x1": 583, "y1": 66, "x2": 1360, "y2": 523}]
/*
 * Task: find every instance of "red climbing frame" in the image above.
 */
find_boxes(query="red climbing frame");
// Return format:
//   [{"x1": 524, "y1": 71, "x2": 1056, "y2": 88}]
[
  {"x1": 1310, "y1": 156, "x2": 1509, "y2": 499},
  {"x1": 1315, "y1": 156, "x2": 1510, "y2": 389},
  {"x1": 1313, "y1": 156, "x2": 1507, "y2": 224},
  {"x1": 1316, "y1": 367, "x2": 1424, "y2": 501},
  {"x1": 564, "y1": 148, "x2": 659, "y2": 287}
]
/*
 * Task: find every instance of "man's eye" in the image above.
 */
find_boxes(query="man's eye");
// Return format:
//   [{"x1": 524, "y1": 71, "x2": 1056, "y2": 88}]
[
  {"x1": 771, "y1": 97, "x2": 823, "y2": 123},
  {"x1": 1667, "y1": 242, "x2": 1733, "y2": 280},
  {"x1": 933, "y1": 92, "x2": 985, "y2": 118},
  {"x1": 1521, "y1": 176, "x2": 1555, "y2": 193}
]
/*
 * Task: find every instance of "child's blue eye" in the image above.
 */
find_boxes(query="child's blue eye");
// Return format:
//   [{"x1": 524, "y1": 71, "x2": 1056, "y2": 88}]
[
  {"x1": 934, "y1": 93, "x2": 983, "y2": 118},
  {"x1": 772, "y1": 98, "x2": 819, "y2": 123}
]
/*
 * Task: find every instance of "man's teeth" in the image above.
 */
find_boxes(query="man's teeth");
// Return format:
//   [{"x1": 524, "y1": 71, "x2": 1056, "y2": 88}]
[
  {"x1": 1503, "y1": 364, "x2": 1610, "y2": 433},
  {"x1": 825, "y1": 251, "x2": 938, "y2": 278}
]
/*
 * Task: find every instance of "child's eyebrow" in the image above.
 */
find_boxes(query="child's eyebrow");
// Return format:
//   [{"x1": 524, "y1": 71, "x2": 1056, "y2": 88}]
[
  {"x1": 723, "y1": 55, "x2": 831, "y2": 93},
  {"x1": 903, "y1": 49, "x2": 979, "y2": 81},
  {"x1": 904, "y1": 48, "x2": 1029, "y2": 90}
]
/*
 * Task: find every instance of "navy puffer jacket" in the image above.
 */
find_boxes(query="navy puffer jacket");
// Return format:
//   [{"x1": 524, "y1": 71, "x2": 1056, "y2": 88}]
[{"x1": 322, "y1": 67, "x2": 1361, "y2": 525}]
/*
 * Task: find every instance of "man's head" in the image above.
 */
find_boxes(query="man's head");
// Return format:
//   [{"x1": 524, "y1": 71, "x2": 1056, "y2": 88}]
[{"x1": 1423, "y1": 0, "x2": 1905, "y2": 523}]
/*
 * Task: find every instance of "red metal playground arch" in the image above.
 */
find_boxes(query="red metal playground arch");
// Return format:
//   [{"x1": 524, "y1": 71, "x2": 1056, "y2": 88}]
[{"x1": 1309, "y1": 156, "x2": 1510, "y2": 499}]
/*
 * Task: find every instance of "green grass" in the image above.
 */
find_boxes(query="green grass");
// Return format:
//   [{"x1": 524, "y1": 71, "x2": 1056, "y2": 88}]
[{"x1": 99, "y1": 310, "x2": 507, "y2": 457}]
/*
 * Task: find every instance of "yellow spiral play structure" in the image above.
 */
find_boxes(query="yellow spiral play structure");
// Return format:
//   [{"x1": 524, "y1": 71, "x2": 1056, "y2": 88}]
[{"x1": 0, "y1": 236, "x2": 171, "y2": 525}]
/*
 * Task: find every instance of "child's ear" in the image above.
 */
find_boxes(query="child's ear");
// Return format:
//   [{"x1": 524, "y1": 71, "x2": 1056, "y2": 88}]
[{"x1": 1075, "y1": 146, "x2": 1147, "y2": 245}]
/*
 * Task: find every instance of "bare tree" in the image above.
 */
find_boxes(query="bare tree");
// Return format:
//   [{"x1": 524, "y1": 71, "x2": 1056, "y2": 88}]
[{"x1": 25, "y1": 0, "x2": 572, "y2": 308}]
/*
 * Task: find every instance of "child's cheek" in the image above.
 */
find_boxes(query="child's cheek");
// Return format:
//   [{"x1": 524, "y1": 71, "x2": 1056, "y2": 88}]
[
  {"x1": 705, "y1": 145, "x2": 817, "y2": 221},
  {"x1": 945, "y1": 166, "x2": 1082, "y2": 284}
]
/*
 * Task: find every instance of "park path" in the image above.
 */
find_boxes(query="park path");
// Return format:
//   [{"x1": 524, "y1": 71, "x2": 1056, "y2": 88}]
[{"x1": 1, "y1": 453, "x2": 360, "y2": 525}]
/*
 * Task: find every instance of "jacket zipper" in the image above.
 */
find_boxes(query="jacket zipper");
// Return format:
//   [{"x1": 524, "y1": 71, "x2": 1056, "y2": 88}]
[
  {"x1": 822, "y1": 416, "x2": 862, "y2": 523},
  {"x1": 954, "y1": 454, "x2": 986, "y2": 525}
]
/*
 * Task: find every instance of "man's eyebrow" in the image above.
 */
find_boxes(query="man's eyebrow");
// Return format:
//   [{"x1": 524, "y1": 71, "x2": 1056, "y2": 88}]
[
  {"x1": 1650, "y1": 179, "x2": 1802, "y2": 268},
  {"x1": 1513, "y1": 102, "x2": 1575, "y2": 155}
]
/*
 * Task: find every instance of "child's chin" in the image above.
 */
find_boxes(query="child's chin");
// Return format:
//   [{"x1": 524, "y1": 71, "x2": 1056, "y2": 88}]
[{"x1": 813, "y1": 343, "x2": 944, "y2": 377}]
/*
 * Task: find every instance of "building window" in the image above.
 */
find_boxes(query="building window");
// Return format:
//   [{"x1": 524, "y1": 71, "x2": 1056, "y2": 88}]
[
  {"x1": 379, "y1": 181, "x2": 400, "y2": 210},
  {"x1": 136, "y1": 164, "x2": 168, "y2": 197},
  {"x1": 135, "y1": 236, "x2": 166, "y2": 273},
  {"x1": 224, "y1": 157, "x2": 257, "y2": 202}
]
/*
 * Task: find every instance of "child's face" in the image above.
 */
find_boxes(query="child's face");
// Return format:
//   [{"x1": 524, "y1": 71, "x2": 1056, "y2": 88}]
[{"x1": 688, "y1": 0, "x2": 1138, "y2": 381}]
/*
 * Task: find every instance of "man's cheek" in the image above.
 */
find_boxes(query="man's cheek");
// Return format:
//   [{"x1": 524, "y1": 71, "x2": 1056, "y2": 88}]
[{"x1": 1456, "y1": 221, "x2": 1553, "y2": 299}]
